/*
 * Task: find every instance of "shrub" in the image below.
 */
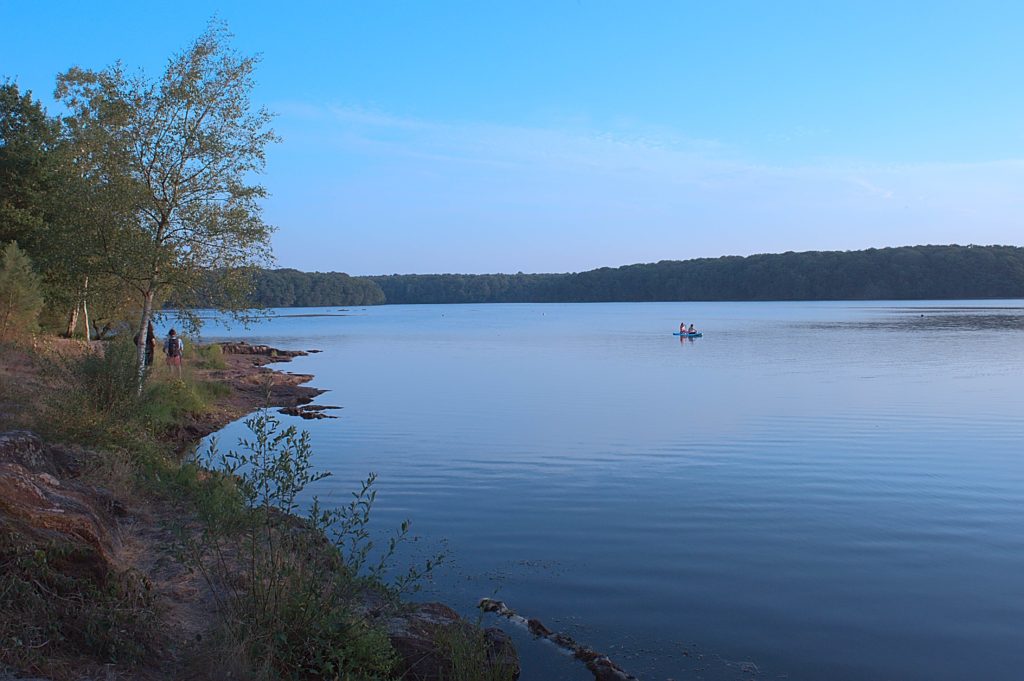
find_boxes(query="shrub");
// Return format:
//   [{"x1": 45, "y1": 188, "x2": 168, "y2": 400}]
[
  {"x1": 74, "y1": 335, "x2": 141, "y2": 418},
  {"x1": 188, "y1": 412, "x2": 446, "y2": 680},
  {"x1": 37, "y1": 336, "x2": 149, "y2": 447},
  {"x1": 37, "y1": 335, "x2": 227, "y2": 454},
  {"x1": 192, "y1": 341, "x2": 227, "y2": 370},
  {"x1": 0, "y1": 241, "x2": 43, "y2": 342}
]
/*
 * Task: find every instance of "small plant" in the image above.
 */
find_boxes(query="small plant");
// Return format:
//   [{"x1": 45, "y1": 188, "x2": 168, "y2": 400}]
[
  {"x1": 431, "y1": 624, "x2": 519, "y2": 681},
  {"x1": 80, "y1": 444, "x2": 139, "y2": 499},
  {"x1": 38, "y1": 336, "x2": 149, "y2": 447},
  {"x1": 187, "y1": 411, "x2": 445, "y2": 679},
  {"x1": 325, "y1": 472, "x2": 446, "y2": 597}
]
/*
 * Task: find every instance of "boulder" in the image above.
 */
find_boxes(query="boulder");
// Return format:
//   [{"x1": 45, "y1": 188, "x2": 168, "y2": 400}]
[
  {"x1": 0, "y1": 431, "x2": 86, "y2": 477},
  {"x1": 0, "y1": 431, "x2": 119, "y2": 583},
  {"x1": 218, "y1": 341, "x2": 308, "y2": 358}
]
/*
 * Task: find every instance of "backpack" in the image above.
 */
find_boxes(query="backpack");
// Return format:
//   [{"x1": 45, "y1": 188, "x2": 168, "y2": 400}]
[{"x1": 166, "y1": 337, "x2": 182, "y2": 357}]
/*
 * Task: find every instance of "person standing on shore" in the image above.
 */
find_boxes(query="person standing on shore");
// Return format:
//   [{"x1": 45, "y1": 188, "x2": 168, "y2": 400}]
[{"x1": 164, "y1": 329, "x2": 184, "y2": 377}]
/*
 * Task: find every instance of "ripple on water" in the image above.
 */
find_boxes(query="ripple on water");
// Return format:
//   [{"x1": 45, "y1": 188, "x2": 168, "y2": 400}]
[{"x1": 204, "y1": 301, "x2": 1024, "y2": 681}]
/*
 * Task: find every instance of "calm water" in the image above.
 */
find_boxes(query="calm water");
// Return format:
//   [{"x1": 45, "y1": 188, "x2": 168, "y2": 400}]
[{"x1": 202, "y1": 301, "x2": 1024, "y2": 681}]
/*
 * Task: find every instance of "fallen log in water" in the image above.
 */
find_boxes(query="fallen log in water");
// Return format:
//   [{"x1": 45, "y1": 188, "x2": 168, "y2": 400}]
[{"x1": 479, "y1": 598, "x2": 640, "y2": 681}]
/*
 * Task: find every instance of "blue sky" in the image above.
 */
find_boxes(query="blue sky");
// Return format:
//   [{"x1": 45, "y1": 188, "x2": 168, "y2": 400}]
[{"x1": 2, "y1": 1, "x2": 1022, "y2": 274}]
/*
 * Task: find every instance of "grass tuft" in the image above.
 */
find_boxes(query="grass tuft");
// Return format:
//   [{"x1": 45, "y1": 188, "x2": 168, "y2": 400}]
[
  {"x1": 431, "y1": 624, "x2": 519, "y2": 681},
  {"x1": 192, "y1": 341, "x2": 227, "y2": 370},
  {"x1": 0, "y1": 536, "x2": 158, "y2": 672}
]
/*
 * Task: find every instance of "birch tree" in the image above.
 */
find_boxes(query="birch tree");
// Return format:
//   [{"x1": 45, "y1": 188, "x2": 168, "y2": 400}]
[{"x1": 56, "y1": 22, "x2": 277, "y2": 388}]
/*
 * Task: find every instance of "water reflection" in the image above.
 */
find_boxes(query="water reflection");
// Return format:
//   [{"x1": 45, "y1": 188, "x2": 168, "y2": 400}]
[{"x1": 805, "y1": 307, "x2": 1024, "y2": 332}]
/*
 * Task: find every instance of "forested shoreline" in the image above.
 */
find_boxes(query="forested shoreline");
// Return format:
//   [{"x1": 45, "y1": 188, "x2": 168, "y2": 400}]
[
  {"x1": 252, "y1": 268, "x2": 385, "y2": 306},
  {"x1": 250, "y1": 245, "x2": 1024, "y2": 307}
]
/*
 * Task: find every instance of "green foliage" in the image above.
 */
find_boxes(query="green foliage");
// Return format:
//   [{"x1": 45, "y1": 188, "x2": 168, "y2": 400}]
[
  {"x1": 0, "y1": 81, "x2": 59, "y2": 249},
  {"x1": 0, "y1": 537, "x2": 157, "y2": 671},
  {"x1": 140, "y1": 375, "x2": 227, "y2": 432},
  {"x1": 170, "y1": 461, "x2": 247, "y2": 530},
  {"x1": 0, "y1": 241, "x2": 43, "y2": 340},
  {"x1": 327, "y1": 473, "x2": 445, "y2": 597},
  {"x1": 72, "y1": 335, "x2": 141, "y2": 417},
  {"x1": 208, "y1": 412, "x2": 444, "y2": 592},
  {"x1": 188, "y1": 412, "x2": 448, "y2": 680},
  {"x1": 39, "y1": 336, "x2": 224, "y2": 449},
  {"x1": 1, "y1": 81, "x2": 139, "y2": 337},
  {"x1": 38, "y1": 336, "x2": 146, "y2": 448},
  {"x1": 192, "y1": 341, "x2": 227, "y2": 369}
]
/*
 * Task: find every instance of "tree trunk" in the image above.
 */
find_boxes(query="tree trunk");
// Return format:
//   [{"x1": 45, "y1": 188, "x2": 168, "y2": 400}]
[
  {"x1": 65, "y1": 304, "x2": 80, "y2": 338},
  {"x1": 134, "y1": 290, "x2": 155, "y2": 395},
  {"x1": 81, "y1": 276, "x2": 91, "y2": 341},
  {"x1": 0, "y1": 293, "x2": 12, "y2": 340}
]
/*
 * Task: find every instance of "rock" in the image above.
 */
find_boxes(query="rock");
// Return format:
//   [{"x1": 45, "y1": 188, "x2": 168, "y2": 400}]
[
  {"x1": 0, "y1": 431, "x2": 121, "y2": 583},
  {"x1": 278, "y1": 404, "x2": 341, "y2": 420},
  {"x1": 479, "y1": 598, "x2": 637, "y2": 681},
  {"x1": 528, "y1": 618, "x2": 553, "y2": 637},
  {"x1": 218, "y1": 341, "x2": 309, "y2": 358},
  {"x1": 387, "y1": 602, "x2": 519, "y2": 681},
  {"x1": 0, "y1": 431, "x2": 57, "y2": 475},
  {"x1": 0, "y1": 431, "x2": 87, "y2": 477}
]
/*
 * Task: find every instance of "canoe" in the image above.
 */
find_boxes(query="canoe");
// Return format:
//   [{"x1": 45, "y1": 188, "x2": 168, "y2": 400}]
[{"x1": 673, "y1": 332, "x2": 703, "y2": 337}]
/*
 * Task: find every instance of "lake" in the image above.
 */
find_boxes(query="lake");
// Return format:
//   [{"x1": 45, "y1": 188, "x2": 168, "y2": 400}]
[{"x1": 201, "y1": 301, "x2": 1024, "y2": 681}]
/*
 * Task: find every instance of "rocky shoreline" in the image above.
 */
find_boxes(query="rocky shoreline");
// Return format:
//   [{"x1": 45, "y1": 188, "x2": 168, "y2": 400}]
[
  {"x1": 161, "y1": 341, "x2": 326, "y2": 452},
  {"x1": 0, "y1": 340, "x2": 518, "y2": 681}
]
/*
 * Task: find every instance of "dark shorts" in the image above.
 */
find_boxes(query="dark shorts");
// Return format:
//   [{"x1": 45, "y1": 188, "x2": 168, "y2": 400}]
[{"x1": 167, "y1": 355, "x2": 182, "y2": 366}]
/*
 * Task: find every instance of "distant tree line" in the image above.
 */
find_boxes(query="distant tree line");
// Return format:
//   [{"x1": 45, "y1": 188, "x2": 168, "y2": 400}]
[
  {"x1": 252, "y1": 268, "x2": 385, "y2": 306},
  {"x1": 360, "y1": 245, "x2": 1024, "y2": 305},
  {"x1": 241, "y1": 245, "x2": 1024, "y2": 308}
]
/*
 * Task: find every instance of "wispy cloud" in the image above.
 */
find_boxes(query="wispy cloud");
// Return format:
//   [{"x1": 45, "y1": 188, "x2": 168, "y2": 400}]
[
  {"x1": 850, "y1": 177, "x2": 895, "y2": 200},
  {"x1": 265, "y1": 102, "x2": 1024, "y2": 273}
]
